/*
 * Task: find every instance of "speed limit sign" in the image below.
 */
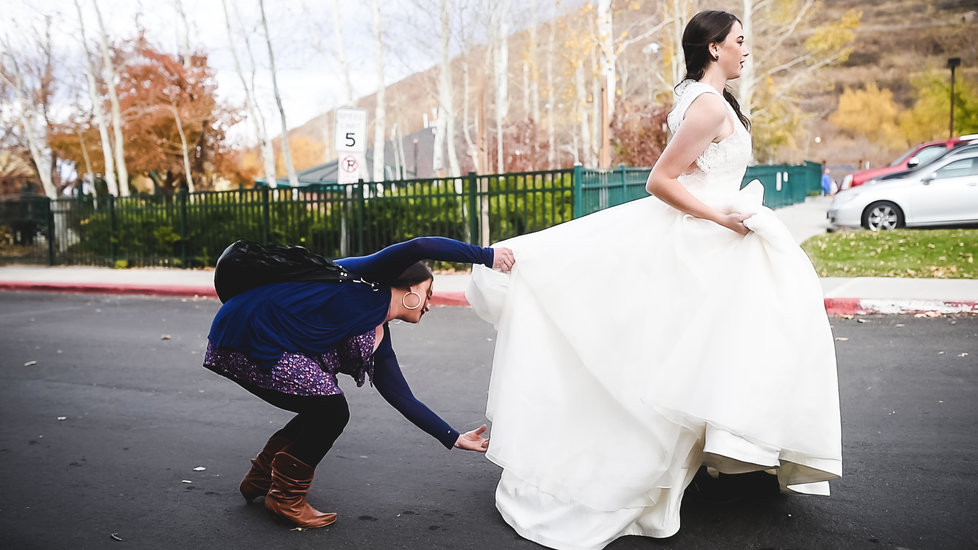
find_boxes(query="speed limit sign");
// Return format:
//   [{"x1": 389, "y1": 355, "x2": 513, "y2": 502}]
[{"x1": 335, "y1": 108, "x2": 367, "y2": 154}]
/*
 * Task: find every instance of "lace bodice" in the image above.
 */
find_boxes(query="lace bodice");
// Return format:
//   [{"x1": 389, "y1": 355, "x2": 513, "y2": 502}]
[{"x1": 668, "y1": 80, "x2": 752, "y2": 196}]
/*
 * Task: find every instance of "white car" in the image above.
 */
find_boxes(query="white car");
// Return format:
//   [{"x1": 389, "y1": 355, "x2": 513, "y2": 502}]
[{"x1": 827, "y1": 152, "x2": 978, "y2": 231}]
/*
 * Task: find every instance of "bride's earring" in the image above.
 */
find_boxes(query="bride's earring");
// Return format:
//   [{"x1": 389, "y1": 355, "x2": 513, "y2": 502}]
[{"x1": 402, "y1": 290, "x2": 423, "y2": 310}]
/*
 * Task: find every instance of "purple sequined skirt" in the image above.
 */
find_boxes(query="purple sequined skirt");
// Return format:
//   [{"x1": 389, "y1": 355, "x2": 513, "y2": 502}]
[{"x1": 203, "y1": 330, "x2": 377, "y2": 396}]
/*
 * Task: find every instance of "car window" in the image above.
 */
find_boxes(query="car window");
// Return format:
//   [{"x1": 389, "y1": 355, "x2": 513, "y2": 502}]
[
  {"x1": 914, "y1": 145, "x2": 950, "y2": 166},
  {"x1": 934, "y1": 158, "x2": 978, "y2": 179},
  {"x1": 889, "y1": 145, "x2": 921, "y2": 166}
]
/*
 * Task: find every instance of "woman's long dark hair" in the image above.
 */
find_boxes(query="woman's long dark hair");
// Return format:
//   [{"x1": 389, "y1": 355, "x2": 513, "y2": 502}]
[
  {"x1": 390, "y1": 261, "x2": 433, "y2": 290},
  {"x1": 680, "y1": 10, "x2": 750, "y2": 131}
]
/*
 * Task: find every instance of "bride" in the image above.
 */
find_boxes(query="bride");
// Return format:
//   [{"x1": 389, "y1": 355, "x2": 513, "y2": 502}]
[{"x1": 466, "y1": 10, "x2": 842, "y2": 550}]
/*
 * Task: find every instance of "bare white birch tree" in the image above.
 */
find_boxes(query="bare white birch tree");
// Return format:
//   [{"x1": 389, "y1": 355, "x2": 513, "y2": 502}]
[
  {"x1": 0, "y1": 37, "x2": 57, "y2": 198},
  {"x1": 173, "y1": 0, "x2": 195, "y2": 191},
  {"x1": 597, "y1": 0, "x2": 615, "y2": 123},
  {"x1": 454, "y1": 1, "x2": 484, "y2": 173},
  {"x1": 489, "y1": 0, "x2": 510, "y2": 173},
  {"x1": 370, "y1": 0, "x2": 386, "y2": 183},
  {"x1": 738, "y1": 0, "x2": 858, "y2": 120},
  {"x1": 668, "y1": 0, "x2": 692, "y2": 88},
  {"x1": 529, "y1": 0, "x2": 540, "y2": 126},
  {"x1": 574, "y1": 56, "x2": 593, "y2": 167},
  {"x1": 299, "y1": 10, "x2": 332, "y2": 165},
  {"x1": 74, "y1": 0, "x2": 118, "y2": 196},
  {"x1": 329, "y1": 0, "x2": 356, "y2": 106},
  {"x1": 435, "y1": 0, "x2": 460, "y2": 177},
  {"x1": 545, "y1": 4, "x2": 557, "y2": 168},
  {"x1": 77, "y1": 127, "x2": 95, "y2": 191},
  {"x1": 258, "y1": 0, "x2": 299, "y2": 188},
  {"x1": 222, "y1": 0, "x2": 276, "y2": 185},
  {"x1": 175, "y1": 0, "x2": 192, "y2": 68},
  {"x1": 170, "y1": 103, "x2": 194, "y2": 192},
  {"x1": 92, "y1": 0, "x2": 129, "y2": 196}
]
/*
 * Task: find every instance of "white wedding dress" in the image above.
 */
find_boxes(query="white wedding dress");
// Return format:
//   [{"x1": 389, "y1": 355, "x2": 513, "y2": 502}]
[{"x1": 466, "y1": 80, "x2": 842, "y2": 550}]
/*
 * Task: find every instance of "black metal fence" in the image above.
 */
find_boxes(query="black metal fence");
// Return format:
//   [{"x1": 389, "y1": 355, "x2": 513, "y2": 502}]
[{"x1": 0, "y1": 163, "x2": 818, "y2": 268}]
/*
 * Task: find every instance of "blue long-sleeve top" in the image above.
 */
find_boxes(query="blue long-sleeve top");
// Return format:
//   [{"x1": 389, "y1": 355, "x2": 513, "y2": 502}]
[{"x1": 208, "y1": 237, "x2": 494, "y2": 449}]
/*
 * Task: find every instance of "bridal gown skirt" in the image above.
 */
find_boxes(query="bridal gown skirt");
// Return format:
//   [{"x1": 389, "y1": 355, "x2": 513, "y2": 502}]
[{"x1": 467, "y1": 183, "x2": 842, "y2": 550}]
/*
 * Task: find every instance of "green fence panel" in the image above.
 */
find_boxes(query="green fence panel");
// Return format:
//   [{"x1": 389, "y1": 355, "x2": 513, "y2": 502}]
[{"x1": 0, "y1": 162, "x2": 818, "y2": 268}]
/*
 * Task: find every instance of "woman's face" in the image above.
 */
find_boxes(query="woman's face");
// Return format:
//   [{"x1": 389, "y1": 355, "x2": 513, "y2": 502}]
[
  {"x1": 403, "y1": 279, "x2": 433, "y2": 323},
  {"x1": 714, "y1": 22, "x2": 749, "y2": 79}
]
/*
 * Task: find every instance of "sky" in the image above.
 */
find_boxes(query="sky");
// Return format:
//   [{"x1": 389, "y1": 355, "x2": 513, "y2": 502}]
[{"x1": 2, "y1": 0, "x2": 576, "y2": 146}]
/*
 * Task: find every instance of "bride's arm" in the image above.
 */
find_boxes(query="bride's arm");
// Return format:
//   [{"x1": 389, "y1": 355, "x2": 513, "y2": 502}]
[{"x1": 645, "y1": 94, "x2": 751, "y2": 236}]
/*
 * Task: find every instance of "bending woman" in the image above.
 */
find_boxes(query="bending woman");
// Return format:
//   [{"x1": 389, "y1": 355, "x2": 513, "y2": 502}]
[
  {"x1": 204, "y1": 237, "x2": 514, "y2": 528},
  {"x1": 467, "y1": 10, "x2": 841, "y2": 549}
]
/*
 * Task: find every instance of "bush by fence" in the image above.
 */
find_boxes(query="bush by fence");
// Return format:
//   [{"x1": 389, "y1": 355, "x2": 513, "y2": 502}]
[{"x1": 0, "y1": 163, "x2": 818, "y2": 268}]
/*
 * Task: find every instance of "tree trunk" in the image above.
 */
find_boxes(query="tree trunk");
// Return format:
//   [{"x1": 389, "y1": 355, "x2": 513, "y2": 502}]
[
  {"x1": 74, "y1": 0, "x2": 118, "y2": 196},
  {"x1": 529, "y1": 0, "x2": 540, "y2": 126},
  {"x1": 740, "y1": 0, "x2": 756, "y2": 119},
  {"x1": 222, "y1": 0, "x2": 276, "y2": 185},
  {"x1": 171, "y1": 103, "x2": 194, "y2": 192},
  {"x1": 258, "y1": 0, "x2": 299, "y2": 188},
  {"x1": 461, "y1": 59, "x2": 481, "y2": 173},
  {"x1": 668, "y1": 0, "x2": 689, "y2": 88},
  {"x1": 546, "y1": 8, "x2": 556, "y2": 169},
  {"x1": 0, "y1": 42, "x2": 57, "y2": 198},
  {"x1": 575, "y1": 59, "x2": 592, "y2": 167},
  {"x1": 175, "y1": 0, "x2": 192, "y2": 68},
  {"x1": 437, "y1": 0, "x2": 460, "y2": 178},
  {"x1": 371, "y1": 0, "x2": 386, "y2": 183},
  {"x1": 490, "y1": 0, "x2": 510, "y2": 173},
  {"x1": 330, "y1": 0, "x2": 356, "y2": 106},
  {"x1": 78, "y1": 131, "x2": 94, "y2": 191},
  {"x1": 597, "y1": 0, "x2": 615, "y2": 123},
  {"x1": 92, "y1": 0, "x2": 129, "y2": 196}
]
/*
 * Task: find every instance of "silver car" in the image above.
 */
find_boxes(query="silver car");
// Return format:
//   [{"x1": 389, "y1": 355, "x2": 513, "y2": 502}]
[{"x1": 827, "y1": 152, "x2": 978, "y2": 231}]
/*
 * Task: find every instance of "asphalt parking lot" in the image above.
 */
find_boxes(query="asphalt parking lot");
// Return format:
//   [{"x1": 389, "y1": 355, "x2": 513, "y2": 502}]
[{"x1": 0, "y1": 291, "x2": 976, "y2": 549}]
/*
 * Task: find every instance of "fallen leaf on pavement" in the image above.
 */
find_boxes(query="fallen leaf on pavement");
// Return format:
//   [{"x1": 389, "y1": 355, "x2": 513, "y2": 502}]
[
  {"x1": 161, "y1": 334, "x2": 172, "y2": 340},
  {"x1": 24, "y1": 360, "x2": 37, "y2": 367}
]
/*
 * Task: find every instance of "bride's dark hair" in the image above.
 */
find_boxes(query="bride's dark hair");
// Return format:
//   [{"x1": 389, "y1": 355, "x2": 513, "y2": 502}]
[{"x1": 680, "y1": 10, "x2": 750, "y2": 131}]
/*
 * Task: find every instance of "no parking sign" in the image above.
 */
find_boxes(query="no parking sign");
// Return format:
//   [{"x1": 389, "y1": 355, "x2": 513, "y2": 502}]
[{"x1": 335, "y1": 108, "x2": 367, "y2": 184}]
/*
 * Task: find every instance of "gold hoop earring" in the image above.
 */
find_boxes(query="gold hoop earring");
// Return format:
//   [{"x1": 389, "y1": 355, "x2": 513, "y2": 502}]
[{"x1": 402, "y1": 290, "x2": 423, "y2": 310}]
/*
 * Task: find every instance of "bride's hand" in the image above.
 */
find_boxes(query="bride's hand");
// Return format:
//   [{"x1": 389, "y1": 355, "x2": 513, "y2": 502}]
[
  {"x1": 718, "y1": 212, "x2": 753, "y2": 235},
  {"x1": 454, "y1": 424, "x2": 490, "y2": 452}
]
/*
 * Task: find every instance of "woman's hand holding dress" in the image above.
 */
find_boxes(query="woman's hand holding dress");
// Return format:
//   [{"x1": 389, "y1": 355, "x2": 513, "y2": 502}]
[{"x1": 492, "y1": 248, "x2": 516, "y2": 272}]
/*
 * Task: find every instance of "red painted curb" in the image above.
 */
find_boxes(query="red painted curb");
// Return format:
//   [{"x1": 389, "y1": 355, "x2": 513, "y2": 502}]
[
  {"x1": 0, "y1": 281, "x2": 470, "y2": 305},
  {"x1": 823, "y1": 297, "x2": 862, "y2": 316},
  {"x1": 3, "y1": 282, "x2": 974, "y2": 315},
  {"x1": 0, "y1": 281, "x2": 217, "y2": 298},
  {"x1": 428, "y1": 291, "x2": 470, "y2": 307}
]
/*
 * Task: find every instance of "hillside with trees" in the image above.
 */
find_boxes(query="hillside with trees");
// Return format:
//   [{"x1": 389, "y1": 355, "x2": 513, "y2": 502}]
[
  {"x1": 2, "y1": 0, "x2": 976, "y2": 200},
  {"x1": 279, "y1": 0, "x2": 976, "y2": 177}
]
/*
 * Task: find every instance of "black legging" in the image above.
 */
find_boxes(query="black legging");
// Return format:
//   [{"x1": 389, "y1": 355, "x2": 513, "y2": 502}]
[{"x1": 240, "y1": 383, "x2": 351, "y2": 467}]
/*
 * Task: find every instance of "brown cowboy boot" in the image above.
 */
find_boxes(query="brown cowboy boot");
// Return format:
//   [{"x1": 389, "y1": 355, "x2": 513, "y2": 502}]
[
  {"x1": 264, "y1": 451, "x2": 337, "y2": 528},
  {"x1": 239, "y1": 435, "x2": 291, "y2": 502}
]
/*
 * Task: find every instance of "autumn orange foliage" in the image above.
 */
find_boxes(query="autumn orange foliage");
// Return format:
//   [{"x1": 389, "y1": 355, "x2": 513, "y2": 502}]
[{"x1": 50, "y1": 33, "x2": 251, "y2": 194}]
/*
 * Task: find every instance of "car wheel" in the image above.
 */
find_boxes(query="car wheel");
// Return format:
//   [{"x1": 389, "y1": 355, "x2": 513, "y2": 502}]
[{"x1": 862, "y1": 201, "x2": 904, "y2": 231}]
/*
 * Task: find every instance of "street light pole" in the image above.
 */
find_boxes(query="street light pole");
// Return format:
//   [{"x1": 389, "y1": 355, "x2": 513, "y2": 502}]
[{"x1": 947, "y1": 57, "x2": 961, "y2": 139}]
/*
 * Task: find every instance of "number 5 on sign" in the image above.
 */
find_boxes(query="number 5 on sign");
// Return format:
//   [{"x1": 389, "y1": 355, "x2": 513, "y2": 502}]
[{"x1": 335, "y1": 108, "x2": 367, "y2": 154}]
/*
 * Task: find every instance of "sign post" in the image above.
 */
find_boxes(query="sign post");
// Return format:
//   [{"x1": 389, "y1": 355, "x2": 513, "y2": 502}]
[{"x1": 334, "y1": 108, "x2": 368, "y2": 256}]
